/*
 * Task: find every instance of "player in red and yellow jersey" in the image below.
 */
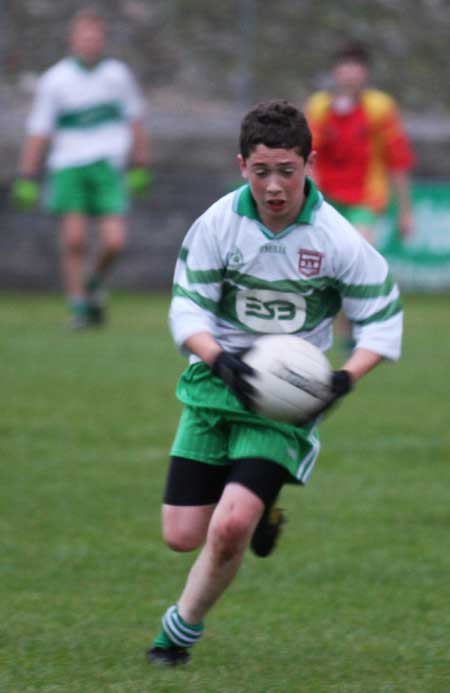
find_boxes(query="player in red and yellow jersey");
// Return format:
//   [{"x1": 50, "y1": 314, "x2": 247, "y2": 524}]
[
  {"x1": 305, "y1": 42, "x2": 415, "y2": 244},
  {"x1": 305, "y1": 42, "x2": 414, "y2": 350}
]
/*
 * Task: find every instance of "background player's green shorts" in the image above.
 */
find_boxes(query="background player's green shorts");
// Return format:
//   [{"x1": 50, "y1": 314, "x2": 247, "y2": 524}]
[
  {"x1": 329, "y1": 199, "x2": 378, "y2": 227},
  {"x1": 171, "y1": 362, "x2": 321, "y2": 484},
  {"x1": 47, "y1": 159, "x2": 127, "y2": 216}
]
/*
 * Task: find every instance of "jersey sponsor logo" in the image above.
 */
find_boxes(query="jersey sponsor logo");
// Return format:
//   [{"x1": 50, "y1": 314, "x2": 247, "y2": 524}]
[
  {"x1": 298, "y1": 249, "x2": 324, "y2": 277},
  {"x1": 260, "y1": 244, "x2": 286, "y2": 255},
  {"x1": 236, "y1": 289, "x2": 306, "y2": 333},
  {"x1": 226, "y1": 246, "x2": 244, "y2": 268}
]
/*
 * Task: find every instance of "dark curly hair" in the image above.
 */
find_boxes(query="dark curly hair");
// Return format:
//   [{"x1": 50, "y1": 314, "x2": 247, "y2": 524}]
[{"x1": 239, "y1": 100, "x2": 312, "y2": 161}]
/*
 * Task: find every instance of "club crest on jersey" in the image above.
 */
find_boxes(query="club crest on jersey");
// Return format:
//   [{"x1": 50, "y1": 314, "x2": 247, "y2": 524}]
[
  {"x1": 298, "y1": 249, "x2": 324, "y2": 277},
  {"x1": 226, "y1": 246, "x2": 244, "y2": 268}
]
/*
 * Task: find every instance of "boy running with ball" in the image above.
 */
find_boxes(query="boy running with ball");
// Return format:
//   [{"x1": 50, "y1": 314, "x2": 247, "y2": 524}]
[{"x1": 148, "y1": 99, "x2": 403, "y2": 665}]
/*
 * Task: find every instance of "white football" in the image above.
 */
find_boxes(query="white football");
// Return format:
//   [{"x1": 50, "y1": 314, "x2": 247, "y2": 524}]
[{"x1": 242, "y1": 335, "x2": 332, "y2": 425}]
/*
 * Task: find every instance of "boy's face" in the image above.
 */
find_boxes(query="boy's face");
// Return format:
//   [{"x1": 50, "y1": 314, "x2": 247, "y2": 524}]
[
  {"x1": 238, "y1": 144, "x2": 316, "y2": 233},
  {"x1": 333, "y1": 60, "x2": 368, "y2": 95}
]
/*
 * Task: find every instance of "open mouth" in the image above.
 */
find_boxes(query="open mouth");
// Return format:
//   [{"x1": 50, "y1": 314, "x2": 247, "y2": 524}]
[{"x1": 267, "y1": 199, "x2": 285, "y2": 211}]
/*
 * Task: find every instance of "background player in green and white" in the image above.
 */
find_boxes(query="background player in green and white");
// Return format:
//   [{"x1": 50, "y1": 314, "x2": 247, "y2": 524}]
[
  {"x1": 13, "y1": 7, "x2": 151, "y2": 328},
  {"x1": 147, "y1": 100, "x2": 403, "y2": 666}
]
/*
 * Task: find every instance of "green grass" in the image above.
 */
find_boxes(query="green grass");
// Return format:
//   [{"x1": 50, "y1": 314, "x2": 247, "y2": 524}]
[{"x1": 1, "y1": 292, "x2": 449, "y2": 692}]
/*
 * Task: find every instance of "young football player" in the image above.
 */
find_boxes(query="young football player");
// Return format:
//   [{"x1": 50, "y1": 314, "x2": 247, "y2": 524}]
[
  {"x1": 13, "y1": 7, "x2": 151, "y2": 328},
  {"x1": 304, "y1": 42, "x2": 414, "y2": 350},
  {"x1": 148, "y1": 99, "x2": 403, "y2": 666},
  {"x1": 305, "y1": 41, "x2": 414, "y2": 243}
]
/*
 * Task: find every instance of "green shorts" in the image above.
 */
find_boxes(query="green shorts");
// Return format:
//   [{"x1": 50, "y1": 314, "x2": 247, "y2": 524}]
[
  {"x1": 47, "y1": 159, "x2": 128, "y2": 216},
  {"x1": 329, "y1": 200, "x2": 378, "y2": 228},
  {"x1": 170, "y1": 362, "x2": 321, "y2": 484}
]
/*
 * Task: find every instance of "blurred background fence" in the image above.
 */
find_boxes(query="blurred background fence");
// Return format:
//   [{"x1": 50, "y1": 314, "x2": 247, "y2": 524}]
[{"x1": 1, "y1": 0, "x2": 450, "y2": 291}]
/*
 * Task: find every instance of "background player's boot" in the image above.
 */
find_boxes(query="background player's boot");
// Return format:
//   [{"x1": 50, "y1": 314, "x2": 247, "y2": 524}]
[
  {"x1": 86, "y1": 289, "x2": 107, "y2": 326},
  {"x1": 250, "y1": 505, "x2": 285, "y2": 557},
  {"x1": 147, "y1": 645, "x2": 190, "y2": 666},
  {"x1": 85, "y1": 275, "x2": 107, "y2": 327}
]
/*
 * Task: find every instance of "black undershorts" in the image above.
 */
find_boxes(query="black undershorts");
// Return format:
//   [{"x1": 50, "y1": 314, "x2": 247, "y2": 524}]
[{"x1": 163, "y1": 456, "x2": 291, "y2": 508}]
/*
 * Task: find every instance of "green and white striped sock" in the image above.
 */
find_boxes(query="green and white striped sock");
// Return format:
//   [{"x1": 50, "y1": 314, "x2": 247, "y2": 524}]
[
  {"x1": 68, "y1": 297, "x2": 89, "y2": 318},
  {"x1": 153, "y1": 604, "x2": 204, "y2": 650}
]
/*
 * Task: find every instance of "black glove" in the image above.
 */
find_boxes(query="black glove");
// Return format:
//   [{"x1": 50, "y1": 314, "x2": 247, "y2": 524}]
[
  {"x1": 331, "y1": 370, "x2": 353, "y2": 398},
  {"x1": 315, "y1": 369, "x2": 353, "y2": 420},
  {"x1": 211, "y1": 351, "x2": 255, "y2": 408}
]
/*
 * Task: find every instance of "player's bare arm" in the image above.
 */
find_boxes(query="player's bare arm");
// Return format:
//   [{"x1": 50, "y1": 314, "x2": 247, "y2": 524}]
[
  {"x1": 341, "y1": 347, "x2": 383, "y2": 383},
  {"x1": 390, "y1": 170, "x2": 413, "y2": 237},
  {"x1": 19, "y1": 134, "x2": 49, "y2": 177},
  {"x1": 184, "y1": 332, "x2": 223, "y2": 366},
  {"x1": 130, "y1": 118, "x2": 150, "y2": 167}
]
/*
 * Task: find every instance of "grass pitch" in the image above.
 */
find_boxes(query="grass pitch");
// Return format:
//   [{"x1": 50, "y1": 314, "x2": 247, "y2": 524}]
[{"x1": 1, "y1": 292, "x2": 449, "y2": 692}]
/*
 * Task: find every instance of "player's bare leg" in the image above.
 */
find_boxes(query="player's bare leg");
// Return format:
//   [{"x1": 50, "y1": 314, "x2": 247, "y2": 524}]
[
  {"x1": 61, "y1": 213, "x2": 87, "y2": 297},
  {"x1": 148, "y1": 483, "x2": 264, "y2": 665},
  {"x1": 177, "y1": 483, "x2": 264, "y2": 622},
  {"x1": 60, "y1": 213, "x2": 89, "y2": 328},
  {"x1": 162, "y1": 503, "x2": 216, "y2": 552},
  {"x1": 85, "y1": 215, "x2": 126, "y2": 325},
  {"x1": 95, "y1": 215, "x2": 126, "y2": 275}
]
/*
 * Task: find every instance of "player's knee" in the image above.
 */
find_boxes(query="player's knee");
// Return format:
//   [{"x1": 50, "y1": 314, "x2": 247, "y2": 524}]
[
  {"x1": 104, "y1": 229, "x2": 126, "y2": 255},
  {"x1": 163, "y1": 526, "x2": 203, "y2": 553},
  {"x1": 64, "y1": 234, "x2": 85, "y2": 255},
  {"x1": 210, "y1": 513, "x2": 250, "y2": 561},
  {"x1": 106, "y1": 235, "x2": 125, "y2": 255}
]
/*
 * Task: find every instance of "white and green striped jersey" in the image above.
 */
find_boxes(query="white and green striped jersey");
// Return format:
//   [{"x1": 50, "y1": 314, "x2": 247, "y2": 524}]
[
  {"x1": 169, "y1": 179, "x2": 403, "y2": 362},
  {"x1": 26, "y1": 57, "x2": 144, "y2": 170}
]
